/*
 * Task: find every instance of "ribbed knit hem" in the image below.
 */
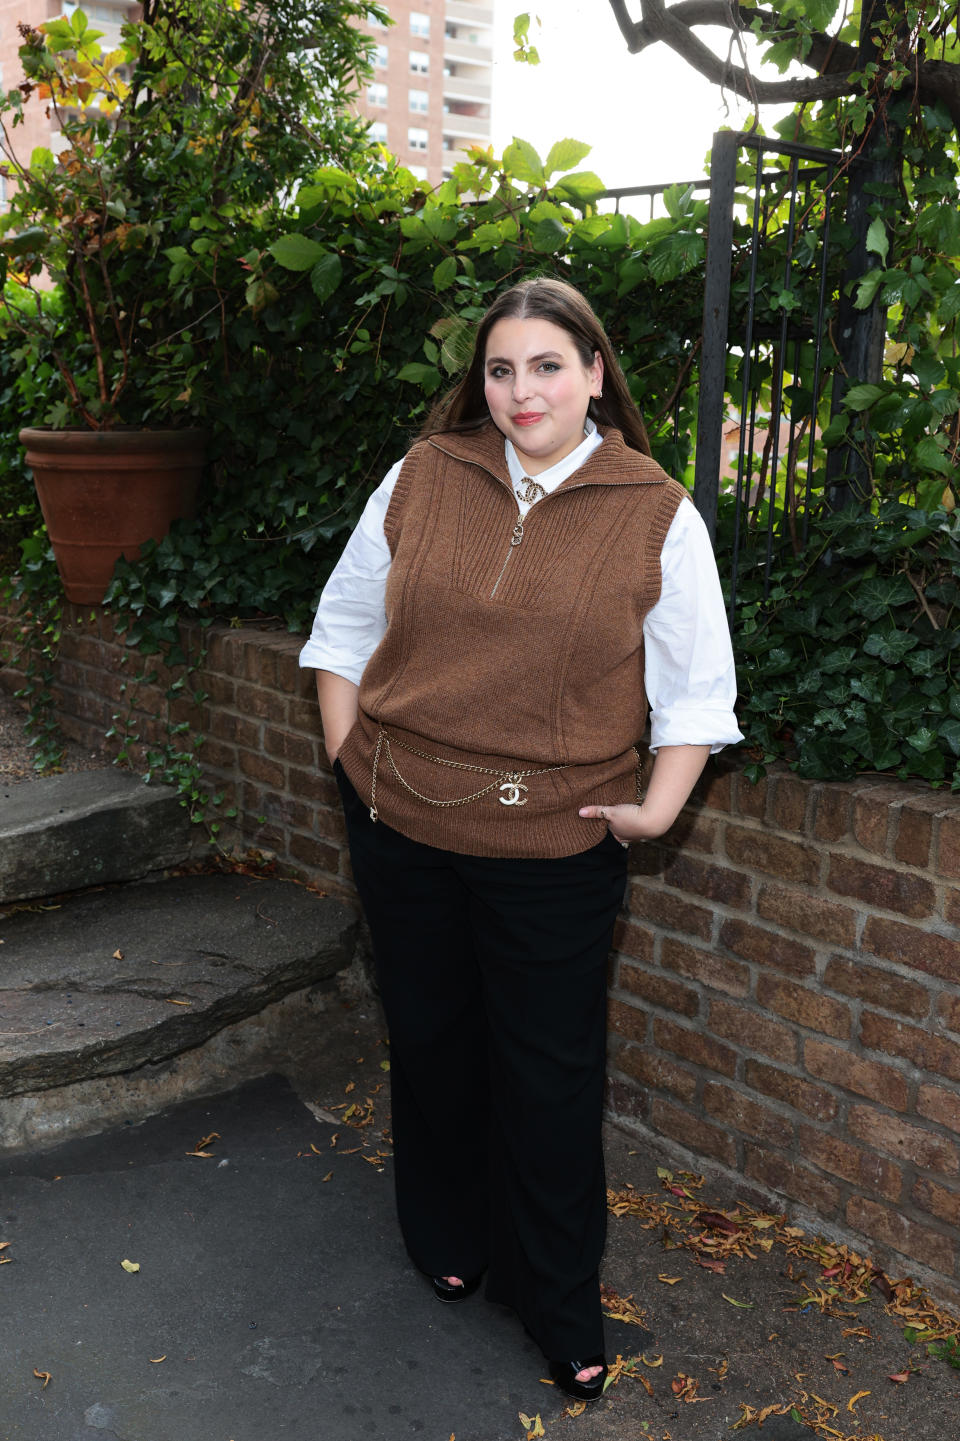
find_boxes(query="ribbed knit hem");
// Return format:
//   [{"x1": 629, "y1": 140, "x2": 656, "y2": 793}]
[{"x1": 337, "y1": 715, "x2": 639, "y2": 859}]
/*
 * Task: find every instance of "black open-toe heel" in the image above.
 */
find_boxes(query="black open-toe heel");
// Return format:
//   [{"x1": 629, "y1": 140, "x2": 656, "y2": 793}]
[
  {"x1": 431, "y1": 1273, "x2": 483, "y2": 1304},
  {"x1": 549, "y1": 1356, "x2": 608, "y2": 1402}
]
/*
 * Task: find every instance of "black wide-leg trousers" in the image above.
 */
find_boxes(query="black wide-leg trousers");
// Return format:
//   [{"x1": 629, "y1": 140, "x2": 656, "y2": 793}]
[{"x1": 334, "y1": 762, "x2": 628, "y2": 1360}]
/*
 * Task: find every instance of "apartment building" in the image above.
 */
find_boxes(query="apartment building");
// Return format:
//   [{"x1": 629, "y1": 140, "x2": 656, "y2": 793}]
[
  {"x1": 359, "y1": 0, "x2": 494, "y2": 186},
  {"x1": 0, "y1": 1, "x2": 493, "y2": 194},
  {"x1": 0, "y1": 0, "x2": 135, "y2": 190}
]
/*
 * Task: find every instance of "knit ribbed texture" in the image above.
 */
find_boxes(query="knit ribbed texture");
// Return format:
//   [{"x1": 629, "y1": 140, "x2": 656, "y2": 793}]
[{"x1": 338, "y1": 422, "x2": 687, "y2": 857}]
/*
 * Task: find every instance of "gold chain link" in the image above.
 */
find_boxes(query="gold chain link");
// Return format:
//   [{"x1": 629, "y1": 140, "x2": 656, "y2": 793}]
[{"x1": 368, "y1": 728, "x2": 567, "y2": 822}]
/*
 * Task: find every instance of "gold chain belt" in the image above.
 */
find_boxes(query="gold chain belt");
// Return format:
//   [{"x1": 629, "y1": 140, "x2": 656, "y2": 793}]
[{"x1": 368, "y1": 728, "x2": 569, "y2": 823}]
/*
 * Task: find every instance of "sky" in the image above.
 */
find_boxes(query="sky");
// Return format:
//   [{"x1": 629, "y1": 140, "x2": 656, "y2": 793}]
[{"x1": 489, "y1": 2, "x2": 793, "y2": 198}]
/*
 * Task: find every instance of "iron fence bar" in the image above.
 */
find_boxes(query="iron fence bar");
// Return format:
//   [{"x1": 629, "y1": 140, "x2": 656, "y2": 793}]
[
  {"x1": 764, "y1": 152, "x2": 801, "y2": 579},
  {"x1": 738, "y1": 134, "x2": 844, "y2": 165},
  {"x1": 692, "y1": 131, "x2": 738, "y2": 543},
  {"x1": 729, "y1": 143, "x2": 767, "y2": 621},
  {"x1": 804, "y1": 169, "x2": 836, "y2": 545}
]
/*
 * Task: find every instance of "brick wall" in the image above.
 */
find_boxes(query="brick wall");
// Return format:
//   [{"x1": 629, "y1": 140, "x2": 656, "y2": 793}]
[
  {"x1": 608, "y1": 766, "x2": 960, "y2": 1309},
  {"x1": 3, "y1": 606, "x2": 960, "y2": 1303}
]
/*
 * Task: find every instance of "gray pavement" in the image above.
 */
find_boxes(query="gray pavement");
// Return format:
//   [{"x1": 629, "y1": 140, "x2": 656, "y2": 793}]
[{"x1": 2, "y1": 995, "x2": 959, "y2": 1441}]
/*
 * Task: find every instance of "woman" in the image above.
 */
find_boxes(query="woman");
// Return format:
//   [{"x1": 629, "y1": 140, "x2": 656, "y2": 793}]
[{"x1": 300, "y1": 276, "x2": 742, "y2": 1401}]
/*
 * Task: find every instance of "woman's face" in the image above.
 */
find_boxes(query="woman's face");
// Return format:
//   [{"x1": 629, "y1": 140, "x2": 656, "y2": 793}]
[{"x1": 483, "y1": 316, "x2": 603, "y2": 475}]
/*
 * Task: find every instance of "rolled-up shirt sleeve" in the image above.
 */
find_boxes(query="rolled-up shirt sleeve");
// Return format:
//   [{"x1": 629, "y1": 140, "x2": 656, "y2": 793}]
[
  {"x1": 297, "y1": 462, "x2": 401, "y2": 683},
  {"x1": 644, "y1": 498, "x2": 744, "y2": 753}
]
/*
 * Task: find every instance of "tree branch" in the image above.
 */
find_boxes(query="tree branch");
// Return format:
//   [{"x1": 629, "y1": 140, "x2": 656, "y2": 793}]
[{"x1": 609, "y1": 0, "x2": 860, "y2": 103}]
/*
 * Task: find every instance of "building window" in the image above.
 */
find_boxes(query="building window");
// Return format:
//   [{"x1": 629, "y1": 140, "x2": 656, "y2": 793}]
[
  {"x1": 408, "y1": 126, "x2": 429, "y2": 151},
  {"x1": 409, "y1": 88, "x2": 429, "y2": 113},
  {"x1": 374, "y1": 43, "x2": 388, "y2": 69},
  {"x1": 367, "y1": 81, "x2": 388, "y2": 107},
  {"x1": 410, "y1": 10, "x2": 430, "y2": 37},
  {"x1": 409, "y1": 164, "x2": 429, "y2": 181},
  {"x1": 369, "y1": 121, "x2": 388, "y2": 144},
  {"x1": 409, "y1": 49, "x2": 429, "y2": 75}
]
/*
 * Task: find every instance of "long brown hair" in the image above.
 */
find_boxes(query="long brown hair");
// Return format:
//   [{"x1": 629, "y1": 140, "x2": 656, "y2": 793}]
[{"x1": 418, "y1": 276, "x2": 652, "y2": 456}]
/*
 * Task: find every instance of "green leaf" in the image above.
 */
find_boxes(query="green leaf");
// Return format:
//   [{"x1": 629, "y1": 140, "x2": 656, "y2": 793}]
[
  {"x1": 863, "y1": 629, "x2": 920, "y2": 664},
  {"x1": 854, "y1": 270, "x2": 883, "y2": 311},
  {"x1": 820, "y1": 413, "x2": 849, "y2": 446},
  {"x1": 844, "y1": 383, "x2": 890, "y2": 411},
  {"x1": 941, "y1": 719, "x2": 960, "y2": 757},
  {"x1": 543, "y1": 138, "x2": 591, "y2": 179},
  {"x1": 722, "y1": 1294, "x2": 754, "y2": 1309},
  {"x1": 553, "y1": 171, "x2": 606, "y2": 205},
  {"x1": 851, "y1": 575, "x2": 915, "y2": 620},
  {"x1": 530, "y1": 216, "x2": 567, "y2": 253},
  {"x1": 396, "y1": 361, "x2": 441, "y2": 394},
  {"x1": 865, "y1": 215, "x2": 889, "y2": 264},
  {"x1": 268, "y1": 233, "x2": 325, "y2": 271},
  {"x1": 912, "y1": 435, "x2": 952, "y2": 476},
  {"x1": 911, "y1": 352, "x2": 947, "y2": 390},
  {"x1": 433, "y1": 254, "x2": 457, "y2": 291},
  {"x1": 309, "y1": 251, "x2": 342, "y2": 303},
  {"x1": 939, "y1": 283, "x2": 960, "y2": 323},
  {"x1": 647, "y1": 232, "x2": 705, "y2": 283},
  {"x1": 503, "y1": 137, "x2": 544, "y2": 186}
]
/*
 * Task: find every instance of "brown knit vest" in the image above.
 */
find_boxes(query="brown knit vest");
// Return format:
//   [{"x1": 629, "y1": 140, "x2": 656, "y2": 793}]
[{"x1": 337, "y1": 422, "x2": 687, "y2": 857}]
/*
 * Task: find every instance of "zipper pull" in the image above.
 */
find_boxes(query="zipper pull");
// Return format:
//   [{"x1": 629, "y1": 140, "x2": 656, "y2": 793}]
[{"x1": 510, "y1": 515, "x2": 524, "y2": 547}]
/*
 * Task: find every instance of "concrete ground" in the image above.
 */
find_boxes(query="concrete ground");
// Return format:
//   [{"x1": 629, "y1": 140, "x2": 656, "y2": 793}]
[{"x1": 2, "y1": 992, "x2": 958, "y2": 1441}]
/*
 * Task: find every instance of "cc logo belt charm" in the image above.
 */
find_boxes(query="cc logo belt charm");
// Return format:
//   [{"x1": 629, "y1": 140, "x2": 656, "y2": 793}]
[{"x1": 499, "y1": 776, "x2": 528, "y2": 806}]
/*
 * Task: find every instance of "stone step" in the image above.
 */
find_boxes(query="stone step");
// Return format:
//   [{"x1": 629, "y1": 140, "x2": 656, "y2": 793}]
[
  {"x1": 0, "y1": 874, "x2": 358, "y2": 1145},
  {"x1": 0, "y1": 769, "x2": 196, "y2": 904}
]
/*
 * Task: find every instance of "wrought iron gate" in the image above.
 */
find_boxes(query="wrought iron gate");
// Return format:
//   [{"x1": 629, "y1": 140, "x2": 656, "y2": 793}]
[{"x1": 692, "y1": 130, "x2": 845, "y2": 615}]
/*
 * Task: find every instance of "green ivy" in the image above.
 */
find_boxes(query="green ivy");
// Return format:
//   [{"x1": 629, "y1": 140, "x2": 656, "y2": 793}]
[{"x1": 733, "y1": 499, "x2": 960, "y2": 788}]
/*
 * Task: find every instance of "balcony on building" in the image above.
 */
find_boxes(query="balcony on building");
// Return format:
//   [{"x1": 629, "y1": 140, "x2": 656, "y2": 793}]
[
  {"x1": 441, "y1": 100, "x2": 490, "y2": 141},
  {"x1": 443, "y1": 13, "x2": 493, "y2": 69},
  {"x1": 442, "y1": 62, "x2": 490, "y2": 103},
  {"x1": 444, "y1": 1, "x2": 494, "y2": 27}
]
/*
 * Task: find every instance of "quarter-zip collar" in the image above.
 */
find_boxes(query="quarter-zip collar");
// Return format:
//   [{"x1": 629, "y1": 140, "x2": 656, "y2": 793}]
[{"x1": 427, "y1": 421, "x2": 667, "y2": 494}]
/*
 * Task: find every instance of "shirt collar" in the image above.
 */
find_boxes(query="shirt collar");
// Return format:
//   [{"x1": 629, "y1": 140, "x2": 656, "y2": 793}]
[{"x1": 505, "y1": 419, "x2": 604, "y2": 491}]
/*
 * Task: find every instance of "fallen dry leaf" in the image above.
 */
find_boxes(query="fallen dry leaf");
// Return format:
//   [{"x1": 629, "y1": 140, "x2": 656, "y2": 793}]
[
  {"x1": 599, "y1": 1285, "x2": 649, "y2": 1326},
  {"x1": 518, "y1": 1412, "x2": 545, "y2": 1439},
  {"x1": 33, "y1": 1368, "x2": 52, "y2": 1388},
  {"x1": 641, "y1": 1352, "x2": 663, "y2": 1368},
  {"x1": 695, "y1": 1209, "x2": 741, "y2": 1235},
  {"x1": 166, "y1": 997, "x2": 191, "y2": 1006},
  {"x1": 309, "y1": 1143, "x2": 323, "y2": 1156},
  {"x1": 722, "y1": 1293, "x2": 754, "y2": 1309},
  {"x1": 888, "y1": 1370, "x2": 910, "y2": 1383},
  {"x1": 112, "y1": 949, "x2": 124, "y2": 960},
  {"x1": 322, "y1": 1171, "x2": 333, "y2": 1182},
  {"x1": 149, "y1": 1356, "x2": 166, "y2": 1364},
  {"x1": 658, "y1": 1274, "x2": 682, "y2": 1285},
  {"x1": 670, "y1": 1371, "x2": 707, "y2": 1403},
  {"x1": 847, "y1": 1389, "x2": 870, "y2": 1412},
  {"x1": 120, "y1": 1259, "x2": 140, "y2": 1274},
  {"x1": 185, "y1": 1131, "x2": 220, "y2": 1158},
  {"x1": 563, "y1": 1399, "x2": 587, "y2": 1417}
]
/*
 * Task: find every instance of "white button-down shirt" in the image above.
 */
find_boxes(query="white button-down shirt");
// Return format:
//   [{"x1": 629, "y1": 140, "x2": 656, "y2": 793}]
[{"x1": 299, "y1": 425, "x2": 744, "y2": 753}]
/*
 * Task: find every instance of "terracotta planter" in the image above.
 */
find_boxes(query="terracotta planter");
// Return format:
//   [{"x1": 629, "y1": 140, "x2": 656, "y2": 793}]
[{"x1": 20, "y1": 427, "x2": 206, "y2": 604}]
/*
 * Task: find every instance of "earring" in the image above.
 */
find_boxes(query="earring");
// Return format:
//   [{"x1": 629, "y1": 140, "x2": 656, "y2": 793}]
[{"x1": 595, "y1": 390, "x2": 603, "y2": 400}]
